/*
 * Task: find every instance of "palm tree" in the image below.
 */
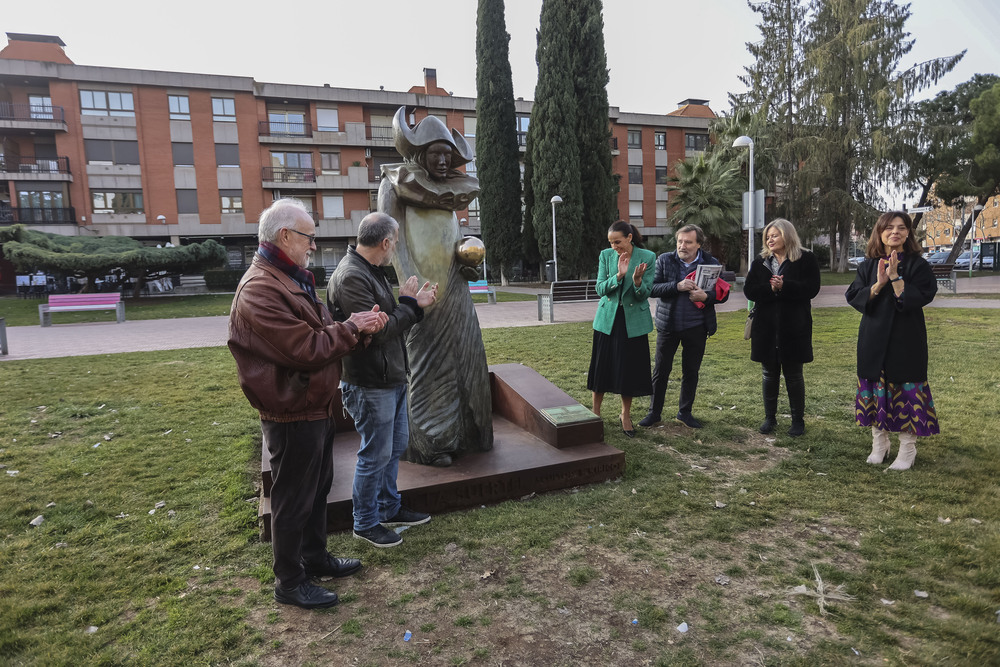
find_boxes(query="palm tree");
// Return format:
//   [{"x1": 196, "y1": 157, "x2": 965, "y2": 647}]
[{"x1": 667, "y1": 154, "x2": 743, "y2": 270}]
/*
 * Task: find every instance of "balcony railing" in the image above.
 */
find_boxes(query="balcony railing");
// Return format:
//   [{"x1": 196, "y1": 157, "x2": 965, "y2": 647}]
[
  {"x1": 0, "y1": 207, "x2": 76, "y2": 224},
  {"x1": 0, "y1": 156, "x2": 71, "y2": 174},
  {"x1": 610, "y1": 137, "x2": 619, "y2": 151},
  {"x1": 262, "y1": 166, "x2": 316, "y2": 183},
  {"x1": 0, "y1": 102, "x2": 66, "y2": 123},
  {"x1": 368, "y1": 165, "x2": 383, "y2": 182},
  {"x1": 259, "y1": 120, "x2": 313, "y2": 137},
  {"x1": 367, "y1": 124, "x2": 393, "y2": 144}
]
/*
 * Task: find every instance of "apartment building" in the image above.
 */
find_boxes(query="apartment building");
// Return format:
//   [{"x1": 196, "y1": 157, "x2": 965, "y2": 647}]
[
  {"x1": 0, "y1": 32, "x2": 714, "y2": 276},
  {"x1": 921, "y1": 195, "x2": 1000, "y2": 251}
]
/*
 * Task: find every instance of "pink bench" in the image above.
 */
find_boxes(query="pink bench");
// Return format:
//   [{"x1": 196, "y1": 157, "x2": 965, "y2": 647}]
[{"x1": 39, "y1": 294, "x2": 126, "y2": 327}]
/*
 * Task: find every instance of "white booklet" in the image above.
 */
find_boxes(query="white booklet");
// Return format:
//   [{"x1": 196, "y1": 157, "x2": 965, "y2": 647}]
[{"x1": 694, "y1": 264, "x2": 722, "y2": 292}]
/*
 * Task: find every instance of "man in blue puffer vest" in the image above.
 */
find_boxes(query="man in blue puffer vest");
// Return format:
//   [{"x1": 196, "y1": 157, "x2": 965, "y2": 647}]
[{"x1": 639, "y1": 224, "x2": 728, "y2": 429}]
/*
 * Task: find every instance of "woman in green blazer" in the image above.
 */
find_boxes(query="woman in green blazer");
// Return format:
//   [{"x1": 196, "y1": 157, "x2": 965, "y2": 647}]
[{"x1": 588, "y1": 221, "x2": 656, "y2": 437}]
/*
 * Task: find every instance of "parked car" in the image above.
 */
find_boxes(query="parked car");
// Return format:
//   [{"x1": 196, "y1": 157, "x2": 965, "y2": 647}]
[
  {"x1": 926, "y1": 251, "x2": 953, "y2": 265},
  {"x1": 847, "y1": 256, "x2": 864, "y2": 268},
  {"x1": 954, "y1": 251, "x2": 982, "y2": 269}
]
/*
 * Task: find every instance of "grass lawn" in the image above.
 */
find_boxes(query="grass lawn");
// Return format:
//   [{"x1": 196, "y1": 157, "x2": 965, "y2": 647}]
[{"x1": 1, "y1": 307, "x2": 998, "y2": 665}]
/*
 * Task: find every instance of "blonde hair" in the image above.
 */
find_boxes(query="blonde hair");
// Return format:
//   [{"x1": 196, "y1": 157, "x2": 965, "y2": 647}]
[{"x1": 760, "y1": 218, "x2": 803, "y2": 263}]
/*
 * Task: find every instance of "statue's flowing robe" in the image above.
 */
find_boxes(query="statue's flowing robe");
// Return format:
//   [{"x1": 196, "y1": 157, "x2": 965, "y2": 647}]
[{"x1": 378, "y1": 164, "x2": 493, "y2": 464}]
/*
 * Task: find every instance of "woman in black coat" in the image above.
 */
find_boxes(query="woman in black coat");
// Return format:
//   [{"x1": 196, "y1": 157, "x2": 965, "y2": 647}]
[
  {"x1": 743, "y1": 218, "x2": 821, "y2": 436},
  {"x1": 845, "y1": 211, "x2": 938, "y2": 470}
]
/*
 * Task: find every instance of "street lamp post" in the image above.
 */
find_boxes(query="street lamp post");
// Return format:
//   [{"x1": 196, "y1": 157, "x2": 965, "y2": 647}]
[
  {"x1": 550, "y1": 195, "x2": 563, "y2": 282},
  {"x1": 732, "y1": 136, "x2": 755, "y2": 270}
]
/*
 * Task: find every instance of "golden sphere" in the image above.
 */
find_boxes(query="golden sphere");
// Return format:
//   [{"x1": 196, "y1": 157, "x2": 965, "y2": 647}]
[{"x1": 456, "y1": 236, "x2": 486, "y2": 267}]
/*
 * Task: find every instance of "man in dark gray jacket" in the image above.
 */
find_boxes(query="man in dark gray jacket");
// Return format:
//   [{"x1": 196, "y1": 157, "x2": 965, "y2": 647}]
[
  {"x1": 639, "y1": 224, "x2": 728, "y2": 429},
  {"x1": 328, "y1": 212, "x2": 437, "y2": 548}
]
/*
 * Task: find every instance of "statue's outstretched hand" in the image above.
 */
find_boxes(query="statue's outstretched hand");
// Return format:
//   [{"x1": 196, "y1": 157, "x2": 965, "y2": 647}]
[{"x1": 459, "y1": 265, "x2": 481, "y2": 282}]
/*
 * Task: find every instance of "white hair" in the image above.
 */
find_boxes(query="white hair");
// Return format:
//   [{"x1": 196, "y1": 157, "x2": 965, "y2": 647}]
[{"x1": 258, "y1": 199, "x2": 310, "y2": 243}]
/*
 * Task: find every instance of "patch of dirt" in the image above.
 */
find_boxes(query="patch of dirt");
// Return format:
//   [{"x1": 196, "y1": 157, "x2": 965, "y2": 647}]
[{"x1": 244, "y1": 517, "x2": 867, "y2": 667}]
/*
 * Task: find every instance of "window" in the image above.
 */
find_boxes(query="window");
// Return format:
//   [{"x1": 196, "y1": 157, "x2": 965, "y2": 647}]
[
  {"x1": 172, "y1": 142, "x2": 194, "y2": 166},
  {"x1": 320, "y1": 152, "x2": 341, "y2": 174},
  {"x1": 316, "y1": 108, "x2": 339, "y2": 132},
  {"x1": 220, "y1": 190, "x2": 243, "y2": 213},
  {"x1": 168, "y1": 95, "x2": 190, "y2": 120},
  {"x1": 627, "y1": 130, "x2": 641, "y2": 149},
  {"x1": 80, "y1": 90, "x2": 134, "y2": 117},
  {"x1": 685, "y1": 133, "x2": 709, "y2": 153},
  {"x1": 271, "y1": 152, "x2": 313, "y2": 169},
  {"x1": 92, "y1": 191, "x2": 143, "y2": 213},
  {"x1": 215, "y1": 144, "x2": 240, "y2": 167},
  {"x1": 84, "y1": 139, "x2": 140, "y2": 165},
  {"x1": 656, "y1": 201, "x2": 668, "y2": 220},
  {"x1": 516, "y1": 115, "x2": 530, "y2": 146},
  {"x1": 268, "y1": 108, "x2": 307, "y2": 135},
  {"x1": 212, "y1": 97, "x2": 236, "y2": 122},
  {"x1": 629, "y1": 200, "x2": 643, "y2": 219},
  {"x1": 28, "y1": 95, "x2": 53, "y2": 120},
  {"x1": 463, "y1": 116, "x2": 476, "y2": 138},
  {"x1": 322, "y1": 195, "x2": 345, "y2": 219},
  {"x1": 176, "y1": 189, "x2": 199, "y2": 214},
  {"x1": 628, "y1": 166, "x2": 643, "y2": 184},
  {"x1": 465, "y1": 159, "x2": 477, "y2": 177},
  {"x1": 655, "y1": 166, "x2": 669, "y2": 184},
  {"x1": 467, "y1": 198, "x2": 480, "y2": 217},
  {"x1": 654, "y1": 132, "x2": 666, "y2": 150}
]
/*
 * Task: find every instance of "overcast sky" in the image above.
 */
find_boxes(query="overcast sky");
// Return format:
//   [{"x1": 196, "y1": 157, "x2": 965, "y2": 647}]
[{"x1": 4, "y1": 0, "x2": 997, "y2": 116}]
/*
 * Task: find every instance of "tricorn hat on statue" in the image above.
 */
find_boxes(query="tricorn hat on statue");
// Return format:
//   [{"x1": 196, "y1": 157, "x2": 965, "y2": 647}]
[{"x1": 393, "y1": 106, "x2": 474, "y2": 168}]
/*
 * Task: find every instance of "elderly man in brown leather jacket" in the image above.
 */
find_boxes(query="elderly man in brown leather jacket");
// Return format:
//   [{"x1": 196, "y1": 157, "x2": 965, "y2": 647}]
[{"x1": 229, "y1": 198, "x2": 387, "y2": 609}]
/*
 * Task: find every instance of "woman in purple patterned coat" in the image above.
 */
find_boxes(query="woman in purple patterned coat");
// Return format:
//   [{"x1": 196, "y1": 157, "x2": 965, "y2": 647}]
[{"x1": 845, "y1": 211, "x2": 939, "y2": 470}]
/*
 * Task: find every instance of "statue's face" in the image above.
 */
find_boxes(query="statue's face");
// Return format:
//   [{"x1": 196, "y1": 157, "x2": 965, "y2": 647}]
[{"x1": 423, "y1": 142, "x2": 453, "y2": 181}]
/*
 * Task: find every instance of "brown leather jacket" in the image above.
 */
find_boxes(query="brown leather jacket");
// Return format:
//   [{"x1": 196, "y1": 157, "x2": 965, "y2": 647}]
[{"x1": 228, "y1": 254, "x2": 360, "y2": 422}]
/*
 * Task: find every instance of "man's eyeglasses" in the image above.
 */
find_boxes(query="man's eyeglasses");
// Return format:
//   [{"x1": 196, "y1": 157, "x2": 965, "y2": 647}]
[{"x1": 286, "y1": 228, "x2": 316, "y2": 242}]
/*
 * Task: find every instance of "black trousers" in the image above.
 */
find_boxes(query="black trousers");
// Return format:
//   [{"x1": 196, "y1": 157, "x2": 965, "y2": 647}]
[
  {"x1": 649, "y1": 325, "x2": 707, "y2": 417},
  {"x1": 262, "y1": 418, "x2": 335, "y2": 589}
]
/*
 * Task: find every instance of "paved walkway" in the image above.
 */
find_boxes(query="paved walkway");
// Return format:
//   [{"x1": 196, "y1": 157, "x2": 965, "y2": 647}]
[{"x1": 3, "y1": 276, "x2": 999, "y2": 361}]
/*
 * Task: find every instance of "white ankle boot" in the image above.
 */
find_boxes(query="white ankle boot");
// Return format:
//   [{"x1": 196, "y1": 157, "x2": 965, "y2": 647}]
[
  {"x1": 867, "y1": 426, "x2": 891, "y2": 464},
  {"x1": 887, "y1": 433, "x2": 917, "y2": 471}
]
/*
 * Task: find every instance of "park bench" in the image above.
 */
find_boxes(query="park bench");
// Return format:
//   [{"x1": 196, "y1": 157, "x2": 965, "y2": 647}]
[
  {"x1": 537, "y1": 279, "x2": 599, "y2": 323},
  {"x1": 39, "y1": 293, "x2": 126, "y2": 327},
  {"x1": 930, "y1": 264, "x2": 957, "y2": 295},
  {"x1": 468, "y1": 280, "x2": 496, "y2": 304}
]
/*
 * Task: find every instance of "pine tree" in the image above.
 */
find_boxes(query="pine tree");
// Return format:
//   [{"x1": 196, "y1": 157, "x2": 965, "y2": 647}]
[
  {"x1": 524, "y1": 0, "x2": 584, "y2": 278},
  {"x1": 572, "y1": 0, "x2": 618, "y2": 271},
  {"x1": 801, "y1": 0, "x2": 962, "y2": 270},
  {"x1": 475, "y1": 0, "x2": 523, "y2": 285}
]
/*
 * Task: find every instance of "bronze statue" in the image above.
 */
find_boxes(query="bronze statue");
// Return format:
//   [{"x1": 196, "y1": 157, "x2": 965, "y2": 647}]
[{"x1": 378, "y1": 107, "x2": 494, "y2": 466}]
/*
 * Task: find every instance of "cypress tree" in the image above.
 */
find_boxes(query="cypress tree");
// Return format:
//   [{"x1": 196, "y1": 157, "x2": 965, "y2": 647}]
[
  {"x1": 572, "y1": 0, "x2": 618, "y2": 274},
  {"x1": 475, "y1": 0, "x2": 523, "y2": 284},
  {"x1": 524, "y1": 0, "x2": 584, "y2": 279}
]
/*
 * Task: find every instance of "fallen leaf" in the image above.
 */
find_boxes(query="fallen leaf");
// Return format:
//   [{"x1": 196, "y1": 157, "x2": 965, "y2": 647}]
[
  {"x1": 914, "y1": 590, "x2": 929, "y2": 598},
  {"x1": 480, "y1": 569, "x2": 496, "y2": 580},
  {"x1": 29, "y1": 515, "x2": 44, "y2": 527},
  {"x1": 714, "y1": 500, "x2": 727, "y2": 509}
]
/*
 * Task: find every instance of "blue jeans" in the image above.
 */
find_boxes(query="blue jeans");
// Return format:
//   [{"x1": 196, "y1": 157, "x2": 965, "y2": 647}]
[{"x1": 340, "y1": 382, "x2": 408, "y2": 531}]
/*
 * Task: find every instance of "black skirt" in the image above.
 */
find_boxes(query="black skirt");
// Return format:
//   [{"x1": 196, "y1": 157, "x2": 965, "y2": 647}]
[{"x1": 587, "y1": 305, "x2": 652, "y2": 396}]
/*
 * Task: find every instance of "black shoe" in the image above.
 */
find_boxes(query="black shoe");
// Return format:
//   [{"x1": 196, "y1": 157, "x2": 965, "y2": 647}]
[
  {"x1": 638, "y1": 412, "x2": 660, "y2": 428},
  {"x1": 759, "y1": 417, "x2": 777, "y2": 434},
  {"x1": 303, "y1": 554, "x2": 363, "y2": 579},
  {"x1": 675, "y1": 412, "x2": 703, "y2": 429},
  {"x1": 619, "y1": 415, "x2": 636, "y2": 438},
  {"x1": 274, "y1": 581, "x2": 339, "y2": 609},
  {"x1": 788, "y1": 420, "x2": 805, "y2": 437},
  {"x1": 382, "y1": 507, "x2": 430, "y2": 527},
  {"x1": 353, "y1": 524, "x2": 402, "y2": 548}
]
